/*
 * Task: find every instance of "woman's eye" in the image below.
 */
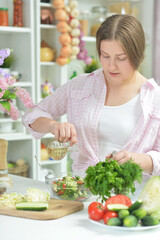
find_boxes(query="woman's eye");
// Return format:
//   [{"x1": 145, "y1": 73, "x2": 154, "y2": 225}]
[
  {"x1": 117, "y1": 57, "x2": 127, "y2": 61},
  {"x1": 103, "y1": 55, "x2": 109, "y2": 58}
]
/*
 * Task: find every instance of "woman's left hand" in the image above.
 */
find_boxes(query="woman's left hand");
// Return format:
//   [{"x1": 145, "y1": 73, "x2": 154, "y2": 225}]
[
  {"x1": 106, "y1": 150, "x2": 153, "y2": 173},
  {"x1": 106, "y1": 150, "x2": 132, "y2": 164}
]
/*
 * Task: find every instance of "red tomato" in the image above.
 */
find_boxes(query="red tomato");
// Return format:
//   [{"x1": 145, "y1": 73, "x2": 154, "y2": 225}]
[
  {"x1": 88, "y1": 202, "x2": 105, "y2": 221},
  {"x1": 104, "y1": 195, "x2": 132, "y2": 211},
  {"x1": 103, "y1": 211, "x2": 118, "y2": 224}
]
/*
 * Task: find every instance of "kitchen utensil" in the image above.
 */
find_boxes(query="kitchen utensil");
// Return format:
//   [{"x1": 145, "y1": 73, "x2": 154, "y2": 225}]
[
  {"x1": 35, "y1": 156, "x2": 55, "y2": 187},
  {"x1": 47, "y1": 138, "x2": 79, "y2": 160},
  {"x1": 0, "y1": 198, "x2": 84, "y2": 220}
]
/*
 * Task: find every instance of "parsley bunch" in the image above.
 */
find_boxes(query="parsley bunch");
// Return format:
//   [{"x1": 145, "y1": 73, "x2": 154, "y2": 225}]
[{"x1": 84, "y1": 158, "x2": 143, "y2": 202}]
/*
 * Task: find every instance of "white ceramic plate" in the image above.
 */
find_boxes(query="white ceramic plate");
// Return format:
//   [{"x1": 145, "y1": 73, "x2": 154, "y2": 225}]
[{"x1": 89, "y1": 219, "x2": 160, "y2": 231}]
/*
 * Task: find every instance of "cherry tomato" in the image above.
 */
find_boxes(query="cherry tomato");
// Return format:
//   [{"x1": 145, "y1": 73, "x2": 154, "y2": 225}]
[
  {"x1": 103, "y1": 211, "x2": 118, "y2": 224},
  {"x1": 88, "y1": 202, "x2": 105, "y2": 221}
]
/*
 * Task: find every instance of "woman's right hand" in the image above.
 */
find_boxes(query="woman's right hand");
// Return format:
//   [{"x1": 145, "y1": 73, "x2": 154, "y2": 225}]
[{"x1": 49, "y1": 121, "x2": 77, "y2": 146}]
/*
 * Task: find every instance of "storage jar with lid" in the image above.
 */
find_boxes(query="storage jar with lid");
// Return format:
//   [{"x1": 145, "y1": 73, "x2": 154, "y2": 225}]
[
  {"x1": 79, "y1": 10, "x2": 90, "y2": 36},
  {"x1": 13, "y1": 0, "x2": 23, "y2": 27},
  {"x1": 90, "y1": 6, "x2": 107, "y2": 37},
  {"x1": 107, "y1": 0, "x2": 143, "y2": 22},
  {"x1": 0, "y1": 8, "x2": 9, "y2": 26}
]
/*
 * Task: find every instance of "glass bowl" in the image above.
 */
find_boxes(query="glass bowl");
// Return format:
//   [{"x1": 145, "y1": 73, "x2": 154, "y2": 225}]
[{"x1": 48, "y1": 171, "x2": 92, "y2": 202}]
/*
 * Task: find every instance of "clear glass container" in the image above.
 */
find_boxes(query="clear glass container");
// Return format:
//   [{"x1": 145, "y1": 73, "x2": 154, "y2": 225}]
[
  {"x1": 90, "y1": 6, "x2": 107, "y2": 37},
  {"x1": 107, "y1": 0, "x2": 143, "y2": 22},
  {"x1": 79, "y1": 10, "x2": 90, "y2": 36}
]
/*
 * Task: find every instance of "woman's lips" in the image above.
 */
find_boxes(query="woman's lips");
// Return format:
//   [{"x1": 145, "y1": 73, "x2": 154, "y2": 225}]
[{"x1": 109, "y1": 72, "x2": 119, "y2": 77}]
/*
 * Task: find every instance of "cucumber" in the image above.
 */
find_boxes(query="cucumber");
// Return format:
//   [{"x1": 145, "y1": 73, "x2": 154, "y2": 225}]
[
  {"x1": 107, "y1": 217, "x2": 122, "y2": 226},
  {"x1": 16, "y1": 202, "x2": 49, "y2": 211},
  {"x1": 132, "y1": 208, "x2": 147, "y2": 219},
  {"x1": 128, "y1": 199, "x2": 143, "y2": 212},
  {"x1": 107, "y1": 204, "x2": 128, "y2": 211},
  {"x1": 118, "y1": 209, "x2": 130, "y2": 219},
  {"x1": 123, "y1": 215, "x2": 138, "y2": 227},
  {"x1": 141, "y1": 216, "x2": 159, "y2": 226}
]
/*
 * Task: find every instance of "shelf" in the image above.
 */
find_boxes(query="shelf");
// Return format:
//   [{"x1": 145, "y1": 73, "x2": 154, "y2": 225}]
[
  {"x1": 0, "y1": 117, "x2": 21, "y2": 123},
  {"x1": 40, "y1": 61, "x2": 56, "y2": 66},
  {"x1": 40, "y1": 24, "x2": 56, "y2": 29},
  {"x1": 0, "y1": 133, "x2": 33, "y2": 141},
  {"x1": 40, "y1": 160, "x2": 62, "y2": 165},
  {"x1": 82, "y1": 36, "x2": 96, "y2": 42},
  {"x1": 0, "y1": 26, "x2": 31, "y2": 33},
  {"x1": 40, "y1": 2, "x2": 53, "y2": 8},
  {"x1": 13, "y1": 82, "x2": 32, "y2": 87}
]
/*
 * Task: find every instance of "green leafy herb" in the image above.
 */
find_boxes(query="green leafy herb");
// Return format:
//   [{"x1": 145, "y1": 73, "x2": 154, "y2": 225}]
[{"x1": 84, "y1": 158, "x2": 143, "y2": 202}]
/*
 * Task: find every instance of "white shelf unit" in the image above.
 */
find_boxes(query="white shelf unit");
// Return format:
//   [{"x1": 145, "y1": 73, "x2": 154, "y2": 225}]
[
  {"x1": 0, "y1": 0, "x2": 36, "y2": 179},
  {"x1": 0, "y1": 0, "x2": 154, "y2": 181},
  {"x1": 35, "y1": 0, "x2": 68, "y2": 181}
]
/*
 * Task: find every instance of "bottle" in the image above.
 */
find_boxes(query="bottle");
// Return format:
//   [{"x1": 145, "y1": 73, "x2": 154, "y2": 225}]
[
  {"x1": 90, "y1": 6, "x2": 107, "y2": 37},
  {"x1": 79, "y1": 10, "x2": 90, "y2": 36},
  {"x1": 0, "y1": 8, "x2": 9, "y2": 26},
  {"x1": 0, "y1": 139, "x2": 8, "y2": 177},
  {"x1": 13, "y1": 0, "x2": 23, "y2": 27}
]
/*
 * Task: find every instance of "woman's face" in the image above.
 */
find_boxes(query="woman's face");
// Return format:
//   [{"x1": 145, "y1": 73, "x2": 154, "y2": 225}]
[{"x1": 100, "y1": 40, "x2": 136, "y2": 86}]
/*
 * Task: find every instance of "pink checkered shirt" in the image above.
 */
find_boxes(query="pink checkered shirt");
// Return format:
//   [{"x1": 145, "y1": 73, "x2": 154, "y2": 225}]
[{"x1": 23, "y1": 68, "x2": 160, "y2": 176}]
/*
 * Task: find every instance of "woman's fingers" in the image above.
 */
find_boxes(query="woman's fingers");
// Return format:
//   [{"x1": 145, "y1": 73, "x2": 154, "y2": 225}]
[
  {"x1": 70, "y1": 126, "x2": 77, "y2": 146},
  {"x1": 112, "y1": 150, "x2": 132, "y2": 164},
  {"x1": 52, "y1": 122, "x2": 77, "y2": 145}
]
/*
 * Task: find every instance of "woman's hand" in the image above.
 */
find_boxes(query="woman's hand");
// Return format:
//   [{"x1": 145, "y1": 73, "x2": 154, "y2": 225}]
[
  {"x1": 106, "y1": 150, "x2": 153, "y2": 173},
  {"x1": 106, "y1": 150, "x2": 132, "y2": 164},
  {"x1": 49, "y1": 121, "x2": 77, "y2": 146}
]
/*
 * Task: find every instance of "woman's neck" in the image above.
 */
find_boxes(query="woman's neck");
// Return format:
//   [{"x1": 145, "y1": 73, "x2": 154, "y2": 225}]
[{"x1": 104, "y1": 71, "x2": 147, "y2": 106}]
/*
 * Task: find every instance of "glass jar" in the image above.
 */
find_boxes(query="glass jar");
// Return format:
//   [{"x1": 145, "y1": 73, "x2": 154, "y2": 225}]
[
  {"x1": 0, "y1": 8, "x2": 9, "y2": 26},
  {"x1": 107, "y1": 0, "x2": 143, "y2": 22},
  {"x1": 90, "y1": 6, "x2": 107, "y2": 37},
  {"x1": 79, "y1": 10, "x2": 90, "y2": 36},
  {"x1": 13, "y1": 0, "x2": 23, "y2": 27}
]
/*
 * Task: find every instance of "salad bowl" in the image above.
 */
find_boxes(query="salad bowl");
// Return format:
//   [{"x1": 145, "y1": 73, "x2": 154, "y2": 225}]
[{"x1": 48, "y1": 171, "x2": 92, "y2": 202}]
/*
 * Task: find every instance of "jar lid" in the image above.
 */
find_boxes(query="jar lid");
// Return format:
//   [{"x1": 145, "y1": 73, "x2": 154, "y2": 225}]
[
  {"x1": 0, "y1": 8, "x2": 8, "y2": 11},
  {"x1": 91, "y1": 6, "x2": 107, "y2": 14}
]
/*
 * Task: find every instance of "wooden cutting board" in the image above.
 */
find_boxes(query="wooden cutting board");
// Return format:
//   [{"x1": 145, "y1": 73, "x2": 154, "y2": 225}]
[{"x1": 0, "y1": 199, "x2": 84, "y2": 220}]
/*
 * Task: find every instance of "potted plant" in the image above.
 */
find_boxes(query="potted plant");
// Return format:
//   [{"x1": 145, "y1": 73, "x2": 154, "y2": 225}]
[
  {"x1": 0, "y1": 51, "x2": 15, "y2": 73},
  {"x1": 0, "y1": 48, "x2": 34, "y2": 120}
]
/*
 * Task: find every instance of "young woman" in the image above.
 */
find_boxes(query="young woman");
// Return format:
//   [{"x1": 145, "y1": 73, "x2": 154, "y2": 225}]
[{"x1": 23, "y1": 14, "x2": 160, "y2": 177}]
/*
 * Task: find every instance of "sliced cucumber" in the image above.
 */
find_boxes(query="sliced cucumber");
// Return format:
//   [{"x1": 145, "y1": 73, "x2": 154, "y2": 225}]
[
  {"x1": 16, "y1": 202, "x2": 49, "y2": 211},
  {"x1": 107, "y1": 204, "x2": 128, "y2": 211},
  {"x1": 129, "y1": 199, "x2": 143, "y2": 212}
]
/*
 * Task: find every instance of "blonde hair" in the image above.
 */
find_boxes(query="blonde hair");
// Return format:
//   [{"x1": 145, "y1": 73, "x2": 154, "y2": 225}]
[{"x1": 96, "y1": 14, "x2": 145, "y2": 69}]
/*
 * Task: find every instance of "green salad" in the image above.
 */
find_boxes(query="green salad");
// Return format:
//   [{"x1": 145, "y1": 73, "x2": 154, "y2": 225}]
[{"x1": 52, "y1": 175, "x2": 91, "y2": 201}]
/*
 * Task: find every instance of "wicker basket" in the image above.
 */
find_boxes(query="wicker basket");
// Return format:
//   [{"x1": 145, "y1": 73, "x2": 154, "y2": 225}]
[{"x1": 8, "y1": 164, "x2": 29, "y2": 177}]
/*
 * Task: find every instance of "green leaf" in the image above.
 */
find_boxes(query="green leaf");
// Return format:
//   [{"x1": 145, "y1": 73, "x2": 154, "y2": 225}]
[
  {"x1": 84, "y1": 158, "x2": 143, "y2": 203},
  {"x1": 1, "y1": 89, "x2": 17, "y2": 100},
  {"x1": 0, "y1": 101, "x2": 11, "y2": 111},
  {"x1": 2, "y1": 89, "x2": 11, "y2": 99},
  {"x1": 7, "y1": 93, "x2": 17, "y2": 99}
]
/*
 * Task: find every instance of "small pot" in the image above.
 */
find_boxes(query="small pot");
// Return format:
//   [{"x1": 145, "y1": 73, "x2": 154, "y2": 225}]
[{"x1": 40, "y1": 47, "x2": 56, "y2": 62}]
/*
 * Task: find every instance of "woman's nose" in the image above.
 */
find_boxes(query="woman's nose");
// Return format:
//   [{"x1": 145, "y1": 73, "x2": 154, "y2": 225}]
[{"x1": 108, "y1": 58, "x2": 117, "y2": 70}]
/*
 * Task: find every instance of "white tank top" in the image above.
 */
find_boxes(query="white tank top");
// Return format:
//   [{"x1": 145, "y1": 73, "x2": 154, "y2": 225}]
[{"x1": 98, "y1": 94, "x2": 142, "y2": 161}]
